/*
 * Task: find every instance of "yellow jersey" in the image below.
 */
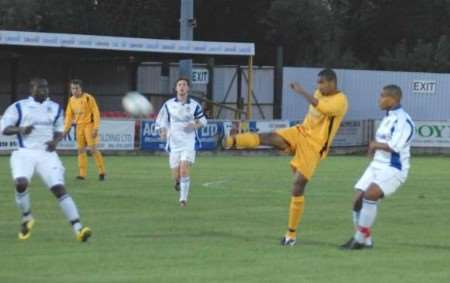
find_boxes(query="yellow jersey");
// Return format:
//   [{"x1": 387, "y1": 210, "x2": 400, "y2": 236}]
[
  {"x1": 298, "y1": 90, "x2": 348, "y2": 159},
  {"x1": 64, "y1": 93, "x2": 101, "y2": 131}
]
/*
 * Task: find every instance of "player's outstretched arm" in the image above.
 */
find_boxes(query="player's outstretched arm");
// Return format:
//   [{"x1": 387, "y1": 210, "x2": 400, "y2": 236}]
[{"x1": 290, "y1": 82, "x2": 319, "y2": 107}]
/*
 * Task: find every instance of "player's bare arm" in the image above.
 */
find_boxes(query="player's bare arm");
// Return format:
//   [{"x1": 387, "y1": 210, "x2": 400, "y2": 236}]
[
  {"x1": 290, "y1": 82, "x2": 319, "y2": 106},
  {"x1": 368, "y1": 141, "x2": 393, "y2": 156},
  {"x1": 46, "y1": 132, "x2": 64, "y2": 152},
  {"x1": 2, "y1": 125, "x2": 34, "y2": 136},
  {"x1": 184, "y1": 120, "x2": 204, "y2": 132},
  {"x1": 159, "y1": 128, "x2": 168, "y2": 140},
  {"x1": 92, "y1": 128, "x2": 99, "y2": 139}
]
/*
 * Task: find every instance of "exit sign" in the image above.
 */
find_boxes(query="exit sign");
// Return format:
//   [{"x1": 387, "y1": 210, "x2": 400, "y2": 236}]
[
  {"x1": 412, "y1": 80, "x2": 436, "y2": 94},
  {"x1": 192, "y1": 68, "x2": 209, "y2": 84}
]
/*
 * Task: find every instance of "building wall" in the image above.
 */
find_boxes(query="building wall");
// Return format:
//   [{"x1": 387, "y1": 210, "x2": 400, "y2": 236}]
[
  {"x1": 0, "y1": 57, "x2": 132, "y2": 112},
  {"x1": 1, "y1": 58, "x2": 277, "y2": 118},
  {"x1": 282, "y1": 67, "x2": 450, "y2": 121}
]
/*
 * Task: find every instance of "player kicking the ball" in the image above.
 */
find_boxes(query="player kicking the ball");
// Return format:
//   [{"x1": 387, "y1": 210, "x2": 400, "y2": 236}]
[
  {"x1": 0, "y1": 78, "x2": 92, "y2": 242},
  {"x1": 340, "y1": 85, "x2": 415, "y2": 250},
  {"x1": 155, "y1": 77, "x2": 207, "y2": 207},
  {"x1": 222, "y1": 69, "x2": 348, "y2": 246}
]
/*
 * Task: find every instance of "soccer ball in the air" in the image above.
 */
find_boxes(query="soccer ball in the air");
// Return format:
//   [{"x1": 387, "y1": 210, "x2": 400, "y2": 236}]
[{"x1": 122, "y1": 92, "x2": 153, "y2": 117}]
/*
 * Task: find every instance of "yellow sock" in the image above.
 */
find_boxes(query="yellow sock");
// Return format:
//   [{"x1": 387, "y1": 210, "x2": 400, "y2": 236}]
[
  {"x1": 287, "y1": 196, "x2": 305, "y2": 239},
  {"x1": 78, "y1": 153, "x2": 88, "y2": 177},
  {"x1": 235, "y1": 132, "x2": 260, "y2": 149},
  {"x1": 93, "y1": 151, "x2": 106, "y2": 175}
]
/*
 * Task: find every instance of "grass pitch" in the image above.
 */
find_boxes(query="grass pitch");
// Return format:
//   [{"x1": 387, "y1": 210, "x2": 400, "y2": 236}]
[{"x1": 0, "y1": 155, "x2": 449, "y2": 283}]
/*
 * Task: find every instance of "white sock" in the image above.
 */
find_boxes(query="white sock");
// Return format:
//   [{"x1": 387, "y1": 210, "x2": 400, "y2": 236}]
[
  {"x1": 355, "y1": 199, "x2": 378, "y2": 243},
  {"x1": 353, "y1": 210, "x2": 372, "y2": 245},
  {"x1": 179, "y1": 176, "x2": 190, "y2": 202},
  {"x1": 16, "y1": 191, "x2": 32, "y2": 222},
  {"x1": 352, "y1": 210, "x2": 360, "y2": 230},
  {"x1": 58, "y1": 194, "x2": 82, "y2": 233}
]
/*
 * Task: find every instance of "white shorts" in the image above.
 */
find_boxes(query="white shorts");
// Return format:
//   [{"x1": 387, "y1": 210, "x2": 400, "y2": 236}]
[
  {"x1": 10, "y1": 148, "x2": 65, "y2": 188},
  {"x1": 354, "y1": 164, "x2": 407, "y2": 197},
  {"x1": 169, "y1": 150, "x2": 196, "y2": 169}
]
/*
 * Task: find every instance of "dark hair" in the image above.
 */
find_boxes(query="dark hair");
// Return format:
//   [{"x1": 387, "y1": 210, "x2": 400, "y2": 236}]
[
  {"x1": 318, "y1": 68, "x2": 337, "y2": 83},
  {"x1": 70, "y1": 79, "x2": 83, "y2": 88},
  {"x1": 383, "y1": 84, "x2": 402, "y2": 100},
  {"x1": 176, "y1": 76, "x2": 191, "y2": 86},
  {"x1": 30, "y1": 77, "x2": 46, "y2": 88}
]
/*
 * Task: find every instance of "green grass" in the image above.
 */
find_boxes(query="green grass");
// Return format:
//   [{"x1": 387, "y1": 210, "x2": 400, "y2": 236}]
[{"x1": 0, "y1": 155, "x2": 449, "y2": 283}]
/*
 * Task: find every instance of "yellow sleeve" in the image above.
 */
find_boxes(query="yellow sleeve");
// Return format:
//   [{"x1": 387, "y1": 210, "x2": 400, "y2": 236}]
[
  {"x1": 88, "y1": 95, "x2": 101, "y2": 129},
  {"x1": 315, "y1": 94, "x2": 348, "y2": 117},
  {"x1": 64, "y1": 98, "x2": 74, "y2": 132}
]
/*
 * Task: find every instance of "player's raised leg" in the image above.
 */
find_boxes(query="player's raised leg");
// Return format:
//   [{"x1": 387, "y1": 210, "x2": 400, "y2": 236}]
[{"x1": 222, "y1": 132, "x2": 290, "y2": 151}]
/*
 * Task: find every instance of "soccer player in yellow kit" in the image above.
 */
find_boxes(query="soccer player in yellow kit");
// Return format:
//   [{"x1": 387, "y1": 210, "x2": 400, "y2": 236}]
[
  {"x1": 64, "y1": 79, "x2": 106, "y2": 181},
  {"x1": 222, "y1": 69, "x2": 348, "y2": 246}
]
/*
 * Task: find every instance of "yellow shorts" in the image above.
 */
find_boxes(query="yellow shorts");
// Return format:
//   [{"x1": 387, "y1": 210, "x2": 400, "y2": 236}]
[
  {"x1": 76, "y1": 123, "x2": 99, "y2": 149},
  {"x1": 276, "y1": 126, "x2": 320, "y2": 180}
]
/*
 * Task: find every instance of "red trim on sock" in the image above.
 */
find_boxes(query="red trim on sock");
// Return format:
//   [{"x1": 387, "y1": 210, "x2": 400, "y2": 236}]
[{"x1": 358, "y1": 226, "x2": 371, "y2": 237}]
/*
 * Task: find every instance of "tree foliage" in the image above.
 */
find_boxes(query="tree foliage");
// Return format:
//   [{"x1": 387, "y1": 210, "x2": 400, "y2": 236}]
[{"x1": 2, "y1": 0, "x2": 450, "y2": 71}]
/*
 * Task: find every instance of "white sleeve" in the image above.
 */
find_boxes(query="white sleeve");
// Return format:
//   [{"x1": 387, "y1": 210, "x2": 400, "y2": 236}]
[
  {"x1": 53, "y1": 105, "x2": 64, "y2": 133},
  {"x1": 155, "y1": 103, "x2": 170, "y2": 130},
  {"x1": 0, "y1": 103, "x2": 20, "y2": 133},
  {"x1": 193, "y1": 103, "x2": 207, "y2": 127},
  {"x1": 387, "y1": 117, "x2": 415, "y2": 153}
]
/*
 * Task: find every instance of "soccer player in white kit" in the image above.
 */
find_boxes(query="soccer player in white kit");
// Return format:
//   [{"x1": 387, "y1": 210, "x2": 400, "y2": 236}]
[
  {"x1": 341, "y1": 85, "x2": 415, "y2": 250},
  {"x1": 0, "y1": 78, "x2": 92, "y2": 242},
  {"x1": 155, "y1": 77, "x2": 207, "y2": 207}
]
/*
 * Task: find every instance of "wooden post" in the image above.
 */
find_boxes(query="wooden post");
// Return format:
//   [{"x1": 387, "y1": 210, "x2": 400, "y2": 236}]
[
  {"x1": 273, "y1": 46, "x2": 283, "y2": 119},
  {"x1": 206, "y1": 57, "x2": 215, "y2": 118},
  {"x1": 246, "y1": 56, "x2": 253, "y2": 120},
  {"x1": 236, "y1": 65, "x2": 242, "y2": 120}
]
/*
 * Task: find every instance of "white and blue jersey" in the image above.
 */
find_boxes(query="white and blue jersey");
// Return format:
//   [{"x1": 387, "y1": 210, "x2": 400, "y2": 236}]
[
  {"x1": 354, "y1": 105, "x2": 415, "y2": 196},
  {"x1": 372, "y1": 105, "x2": 415, "y2": 171},
  {"x1": 155, "y1": 97, "x2": 207, "y2": 152},
  {"x1": 0, "y1": 96, "x2": 64, "y2": 151}
]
